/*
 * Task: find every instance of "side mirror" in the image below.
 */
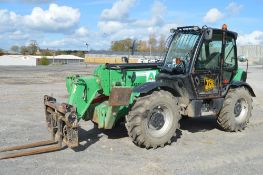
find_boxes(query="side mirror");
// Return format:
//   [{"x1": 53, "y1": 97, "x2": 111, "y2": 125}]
[
  {"x1": 204, "y1": 28, "x2": 213, "y2": 41},
  {"x1": 238, "y1": 55, "x2": 247, "y2": 62}
]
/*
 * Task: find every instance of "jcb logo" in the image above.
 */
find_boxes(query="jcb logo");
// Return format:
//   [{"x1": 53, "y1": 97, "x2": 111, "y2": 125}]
[{"x1": 204, "y1": 78, "x2": 214, "y2": 91}]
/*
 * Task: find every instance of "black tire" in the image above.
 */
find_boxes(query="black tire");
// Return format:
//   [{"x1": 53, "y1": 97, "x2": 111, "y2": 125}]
[
  {"x1": 217, "y1": 87, "x2": 252, "y2": 131},
  {"x1": 125, "y1": 90, "x2": 181, "y2": 148}
]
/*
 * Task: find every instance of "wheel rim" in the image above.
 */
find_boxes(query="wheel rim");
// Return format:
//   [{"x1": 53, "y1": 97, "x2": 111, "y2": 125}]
[
  {"x1": 146, "y1": 105, "x2": 173, "y2": 138},
  {"x1": 234, "y1": 98, "x2": 248, "y2": 123}
]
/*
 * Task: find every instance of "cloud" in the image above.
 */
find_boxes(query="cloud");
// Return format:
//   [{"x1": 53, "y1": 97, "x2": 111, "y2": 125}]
[
  {"x1": 159, "y1": 23, "x2": 179, "y2": 35},
  {"x1": 98, "y1": 21, "x2": 124, "y2": 34},
  {"x1": 0, "y1": 4, "x2": 81, "y2": 33},
  {"x1": 24, "y1": 4, "x2": 80, "y2": 32},
  {"x1": 94, "y1": 0, "x2": 181, "y2": 50},
  {"x1": 151, "y1": 0, "x2": 166, "y2": 16},
  {"x1": 40, "y1": 38, "x2": 69, "y2": 48},
  {"x1": 98, "y1": 0, "x2": 136, "y2": 35},
  {"x1": 98, "y1": 0, "x2": 168, "y2": 36},
  {"x1": 22, "y1": 0, "x2": 55, "y2": 4},
  {"x1": 226, "y1": 2, "x2": 243, "y2": 15},
  {"x1": 0, "y1": 4, "x2": 88, "y2": 50},
  {"x1": 100, "y1": 0, "x2": 136, "y2": 21},
  {"x1": 40, "y1": 33, "x2": 91, "y2": 49},
  {"x1": 0, "y1": 9, "x2": 19, "y2": 33},
  {"x1": 74, "y1": 27, "x2": 89, "y2": 37},
  {"x1": 134, "y1": 0, "x2": 166, "y2": 28},
  {"x1": 203, "y1": 2, "x2": 243, "y2": 24},
  {"x1": 203, "y1": 8, "x2": 224, "y2": 23},
  {"x1": 237, "y1": 31, "x2": 263, "y2": 45},
  {"x1": 9, "y1": 30, "x2": 29, "y2": 40},
  {"x1": 0, "y1": 0, "x2": 55, "y2": 3},
  {"x1": 42, "y1": 0, "x2": 173, "y2": 50}
]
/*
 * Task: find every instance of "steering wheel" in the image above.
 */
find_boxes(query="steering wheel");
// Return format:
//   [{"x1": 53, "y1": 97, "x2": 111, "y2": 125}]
[
  {"x1": 172, "y1": 58, "x2": 186, "y2": 74},
  {"x1": 224, "y1": 62, "x2": 234, "y2": 69}
]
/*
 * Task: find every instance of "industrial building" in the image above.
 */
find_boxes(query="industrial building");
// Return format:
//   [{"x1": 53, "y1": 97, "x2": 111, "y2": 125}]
[
  {"x1": 0, "y1": 54, "x2": 84, "y2": 66},
  {"x1": 0, "y1": 55, "x2": 36, "y2": 66},
  {"x1": 34, "y1": 55, "x2": 84, "y2": 64}
]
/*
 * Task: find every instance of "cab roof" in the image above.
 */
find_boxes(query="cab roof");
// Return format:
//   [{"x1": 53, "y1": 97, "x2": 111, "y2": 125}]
[{"x1": 171, "y1": 25, "x2": 238, "y2": 40}]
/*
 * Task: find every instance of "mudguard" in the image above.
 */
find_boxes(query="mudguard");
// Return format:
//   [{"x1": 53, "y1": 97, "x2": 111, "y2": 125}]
[
  {"x1": 228, "y1": 81, "x2": 256, "y2": 97},
  {"x1": 133, "y1": 81, "x2": 179, "y2": 96},
  {"x1": 133, "y1": 82, "x2": 160, "y2": 94}
]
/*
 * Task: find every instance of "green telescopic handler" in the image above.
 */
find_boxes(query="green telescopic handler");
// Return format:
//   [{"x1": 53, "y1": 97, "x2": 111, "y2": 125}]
[{"x1": 0, "y1": 25, "x2": 255, "y2": 159}]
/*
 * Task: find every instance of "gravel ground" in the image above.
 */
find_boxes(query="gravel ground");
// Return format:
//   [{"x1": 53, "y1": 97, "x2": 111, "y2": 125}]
[{"x1": 0, "y1": 64, "x2": 262, "y2": 175}]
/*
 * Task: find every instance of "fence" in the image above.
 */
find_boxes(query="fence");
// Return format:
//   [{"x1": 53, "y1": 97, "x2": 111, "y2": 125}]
[
  {"x1": 85, "y1": 45, "x2": 263, "y2": 64},
  {"x1": 237, "y1": 45, "x2": 263, "y2": 64}
]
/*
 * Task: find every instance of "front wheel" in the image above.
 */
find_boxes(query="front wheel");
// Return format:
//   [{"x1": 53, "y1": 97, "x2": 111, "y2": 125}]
[
  {"x1": 217, "y1": 87, "x2": 252, "y2": 131},
  {"x1": 126, "y1": 90, "x2": 181, "y2": 148}
]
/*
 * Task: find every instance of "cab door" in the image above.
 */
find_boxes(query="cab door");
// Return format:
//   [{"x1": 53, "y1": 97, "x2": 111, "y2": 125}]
[
  {"x1": 191, "y1": 32, "x2": 223, "y2": 98},
  {"x1": 222, "y1": 34, "x2": 237, "y2": 86}
]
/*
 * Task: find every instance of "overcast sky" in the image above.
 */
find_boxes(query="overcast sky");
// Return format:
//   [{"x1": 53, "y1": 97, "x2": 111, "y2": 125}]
[{"x1": 0, "y1": 0, "x2": 263, "y2": 50}]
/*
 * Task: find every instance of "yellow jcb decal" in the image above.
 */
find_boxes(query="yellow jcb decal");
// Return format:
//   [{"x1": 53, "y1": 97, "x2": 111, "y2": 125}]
[{"x1": 204, "y1": 77, "x2": 215, "y2": 91}]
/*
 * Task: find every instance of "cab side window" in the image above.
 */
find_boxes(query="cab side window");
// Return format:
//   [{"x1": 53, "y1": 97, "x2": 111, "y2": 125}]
[
  {"x1": 195, "y1": 34, "x2": 222, "y2": 70},
  {"x1": 224, "y1": 36, "x2": 236, "y2": 69}
]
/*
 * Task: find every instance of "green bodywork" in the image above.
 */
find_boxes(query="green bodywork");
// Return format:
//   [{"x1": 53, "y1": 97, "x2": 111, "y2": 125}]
[
  {"x1": 64, "y1": 63, "x2": 246, "y2": 129},
  {"x1": 65, "y1": 64, "x2": 159, "y2": 129},
  {"x1": 232, "y1": 67, "x2": 245, "y2": 81}
]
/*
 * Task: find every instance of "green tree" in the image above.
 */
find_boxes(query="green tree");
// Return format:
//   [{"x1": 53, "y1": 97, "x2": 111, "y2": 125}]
[
  {"x1": 75, "y1": 51, "x2": 85, "y2": 58},
  {"x1": 148, "y1": 33, "x2": 157, "y2": 52},
  {"x1": 137, "y1": 40, "x2": 148, "y2": 52},
  {"x1": 11, "y1": 45, "x2": 20, "y2": 53},
  {"x1": 0, "y1": 48, "x2": 4, "y2": 56},
  {"x1": 158, "y1": 34, "x2": 166, "y2": 52},
  {"x1": 110, "y1": 34, "x2": 168, "y2": 53},
  {"x1": 28, "y1": 40, "x2": 39, "y2": 55},
  {"x1": 19, "y1": 41, "x2": 39, "y2": 55},
  {"x1": 42, "y1": 49, "x2": 53, "y2": 56},
  {"x1": 39, "y1": 56, "x2": 49, "y2": 65},
  {"x1": 111, "y1": 38, "x2": 133, "y2": 52},
  {"x1": 20, "y1": 46, "x2": 29, "y2": 55}
]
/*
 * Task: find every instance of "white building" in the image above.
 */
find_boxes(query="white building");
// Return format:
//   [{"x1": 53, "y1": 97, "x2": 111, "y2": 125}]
[
  {"x1": 0, "y1": 55, "x2": 36, "y2": 66},
  {"x1": 0, "y1": 54, "x2": 84, "y2": 66},
  {"x1": 34, "y1": 55, "x2": 84, "y2": 64}
]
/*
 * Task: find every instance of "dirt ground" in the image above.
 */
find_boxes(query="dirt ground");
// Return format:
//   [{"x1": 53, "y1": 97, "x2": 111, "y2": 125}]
[{"x1": 0, "y1": 64, "x2": 262, "y2": 175}]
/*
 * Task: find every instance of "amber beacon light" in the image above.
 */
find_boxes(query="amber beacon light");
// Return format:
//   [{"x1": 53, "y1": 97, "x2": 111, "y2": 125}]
[{"x1": 222, "y1": 24, "x2": 228, "y2": 30}]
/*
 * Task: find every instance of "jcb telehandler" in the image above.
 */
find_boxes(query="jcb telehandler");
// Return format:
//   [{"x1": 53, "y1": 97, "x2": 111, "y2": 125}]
[{"x1": 0, "y1": 25, "x2": 255, "y2": 159}]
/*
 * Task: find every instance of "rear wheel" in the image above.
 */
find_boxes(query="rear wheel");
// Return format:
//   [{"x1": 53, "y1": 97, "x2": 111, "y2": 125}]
[
  {"x1": 217, "y1": 87, "x2": 252, "y2": 131},
  {"x1": 126, "y1": 90, "x2": 181, "y2": 148}
]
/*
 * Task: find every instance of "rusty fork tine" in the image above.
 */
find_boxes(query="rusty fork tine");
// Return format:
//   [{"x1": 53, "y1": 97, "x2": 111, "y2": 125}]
[
  {"x1": 0, "y1": 145, "x2": 63, "y2": 160},
  {"x1": 0, "y1": 140, "x2": 57, "y2": 152}
]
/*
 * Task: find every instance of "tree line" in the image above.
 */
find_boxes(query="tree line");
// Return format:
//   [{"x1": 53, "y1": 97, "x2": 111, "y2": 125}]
[
  {"x1": 0, "y1": 48, "x2": 4, "y2": 56},
  {"x1": 111, "y1": 34, "x2": 167, "y2": 53},
  {"x1": 3, "y1": 33, "x2": 168, "y2": 57},
  {"x1": 10, "y1": 40, "x2": 39, "y2": 55},
  {"x1": 9, "y1": 40, "x2": 85, "y2": 57}
]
